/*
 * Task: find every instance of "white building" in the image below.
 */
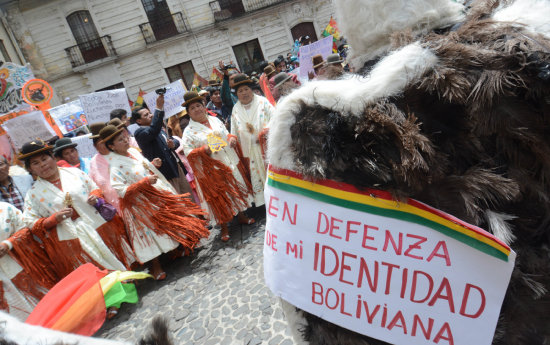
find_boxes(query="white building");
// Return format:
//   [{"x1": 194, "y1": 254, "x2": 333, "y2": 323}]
[{"x1": 0, "y1": 0, "x2": 336, "y2": 104}]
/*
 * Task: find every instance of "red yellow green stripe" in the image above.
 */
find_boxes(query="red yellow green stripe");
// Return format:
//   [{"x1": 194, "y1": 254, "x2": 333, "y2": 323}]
[{"x1": 267, "y1": 167, "x2": 511, "y2": 262}]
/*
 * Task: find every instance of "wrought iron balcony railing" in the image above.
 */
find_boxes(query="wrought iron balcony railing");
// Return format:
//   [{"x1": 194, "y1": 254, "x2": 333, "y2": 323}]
[
  {"x1": 139, "y1": 12, "x2": 189, "y2": 44},
  {"x1": 210, "y1": 0, "x2": 287, "y2": 22},
  {"x1": 65, "y1": 35, "x2": 116, "y2": 68}
]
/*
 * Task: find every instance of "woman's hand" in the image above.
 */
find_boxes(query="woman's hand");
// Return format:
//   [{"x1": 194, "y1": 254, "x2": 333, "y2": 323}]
[
  {"x1": 87, "y1": 194, "x2": 98, "y2": 206},
  {"x1": 152, "y1": 158, "x2": 162, "y2": 168},
  {"x1": 0, "y1": 243, "x2": 9, "y2": 258},
  {"x1": 229, "y1": 136, "x2": 237, "y2": 148},
  {"x1": 55, "y1": 208, "x2": 73, "y2": 222},
  {"x1": 147, "y1": 175, "x2": 158, "y2": 185}
]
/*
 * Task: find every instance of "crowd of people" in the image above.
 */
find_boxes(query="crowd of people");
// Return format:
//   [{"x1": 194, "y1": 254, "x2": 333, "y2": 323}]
[{"x1": 0, "y1": 50, "x2": 347, "y2": 324}]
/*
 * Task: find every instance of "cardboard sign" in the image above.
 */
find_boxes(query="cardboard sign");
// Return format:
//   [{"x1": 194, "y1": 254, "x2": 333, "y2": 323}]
[
  {"x1": 264, "y1": 167, "x2": 515, "y2": 345},
  {"x1": 71, "y1": 134, "x2": 96, "y2": 158},
  {"x1": 143, "y1": 80, "x2": 187, "y2": 118},
  {"x1": 298, "y1": 36, "x2": 334, "y2": 79},
  {"x1": 79, "y1": 89, "x2": 130, "y2": 124},
  {"x1": 1, "y1": 111, "x2": 56, "y2": 149},
  {"x1": 49, "y1": 100, "x2": 88, "y2": 134}
]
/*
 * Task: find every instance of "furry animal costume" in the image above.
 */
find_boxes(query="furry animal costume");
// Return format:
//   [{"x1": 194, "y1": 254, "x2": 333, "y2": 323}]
[{"x1": 267, "y1": 0, "x2": 550, "y2": 344}]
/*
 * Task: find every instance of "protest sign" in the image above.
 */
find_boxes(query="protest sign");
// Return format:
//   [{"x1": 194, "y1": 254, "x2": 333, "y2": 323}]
[
  {"x1": 298, "y1": 36, "x2": 334, "y2": 79},
  {"x1": 71, "y1": 134, "x2": 96, "y2": 158},
  {"x1": 49, "y1": 100, "x2": 88, "y2": 134},
  {"x1": 264, "y1": 167, "x2": 516, "y2": 345},
  {"x1": 143, "y1": 80, "x2": 186, "y2": 118},
  {"x1": 0, "y1": 62, "x2": 34, "y2": 115},
  {"x1": 1, "y1": 111, "x2": 56, "y2": 149},
  {"x1": 79, "y1": 89, "x2": 130, "y2": 124}
]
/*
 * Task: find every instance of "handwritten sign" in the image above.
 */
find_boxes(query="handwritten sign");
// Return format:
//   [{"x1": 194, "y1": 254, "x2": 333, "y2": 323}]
[
  {"x1": 1, "y1": 111, "x2": 56, "y2": 149},
  {"x1": 143, "y1": 80, "x2": 187, "y2": 118},
  {"x1": 79, "y1": 89, "x2": 130, "y2": 124},
  {"x1": 298, "y1": 36, "x2": 334, "y2": 79},
  {"x1": 71, "y1": 134, "x2": 96, "y2": 158},
  {"x1": 48, "y1": 100, "x2": 88, "y2": 134},
  {"x1": 264, "y1": 167, "x2": 515, "y2": 345}
]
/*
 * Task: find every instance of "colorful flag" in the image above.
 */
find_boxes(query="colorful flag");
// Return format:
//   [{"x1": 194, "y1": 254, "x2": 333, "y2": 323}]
[
  {"x1": 192, "y1": 72, "x2": 208, "y2": 88},
  {"x1": 321, "y1": 16, "x2": 341, "y2": 53},
  {"x1": 210, "y1": 67, "x2": 224, "y2": 83},
  {"x1": 133, "y1": 88, "x2": 145, "y2": 109}
]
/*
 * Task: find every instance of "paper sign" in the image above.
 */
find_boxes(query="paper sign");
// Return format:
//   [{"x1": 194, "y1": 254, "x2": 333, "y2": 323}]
[
  {"x1": 1, "y1": 111, "x2": 56, "y2": 149},
  {"x1": 143, "y1": 80, "x2": 187, "y2": 118},
  {"x1": 71, "y1": 134, "x2": 96, "y2": 158},
  {"x1": 264, "y1": 167, "x2": 515, "y2": 345},
  {"x1": 49, "y1": 100, "x2": 88, "y2": 134},
  {"x1": 0, "y1": 62, "x2": 34, "y2": 115},
  {"x1": 298, "y1": 36, "x2": 334, "y2": 79},
  {"x1": 79, "y1": 89, "x2": 130, "y2": 124}
]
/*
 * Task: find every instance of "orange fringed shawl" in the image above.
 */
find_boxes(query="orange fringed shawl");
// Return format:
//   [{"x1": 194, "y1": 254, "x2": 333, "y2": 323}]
[
  {"x1": 120, "y1": 178, "x2": 208, "y2": 250},
  {"x1": 187, "y1": 145, "x2": 251, "y2": 225}
]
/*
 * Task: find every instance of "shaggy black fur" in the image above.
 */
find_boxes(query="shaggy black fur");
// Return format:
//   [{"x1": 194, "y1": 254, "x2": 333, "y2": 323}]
[
  {"x1": 137, "y1": 316, "x2": 173, "y2": 345},
  {"x1": 284, "y1": 0, "x2": 550, "y2": 344}
]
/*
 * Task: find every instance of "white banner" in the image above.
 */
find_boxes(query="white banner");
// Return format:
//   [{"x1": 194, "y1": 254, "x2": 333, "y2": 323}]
[
  {"x1": 1, "y1": 111, "x2": 56, "y2": 149},
  {"x1": 48, "y1": 100, "x2": 87, "y2": 134},
  {"x1": 298, "y1": 36, "x2": 334, "y2": 79},
  {"x1": 264, "y1": 168, "x2": 515, "y2": 345},
  {"x1": 79, "y1": 89, "x2": 130, "y2": 124},
  {"x1": 71, "y1": 134, "x2": 96, "y2": 158},
  {"x1": 143, "y1": 80, "x2": 187, "y2": 118}
]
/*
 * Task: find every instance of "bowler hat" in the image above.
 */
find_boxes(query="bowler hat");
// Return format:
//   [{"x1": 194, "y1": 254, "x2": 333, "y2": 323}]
[
  {"x1": 232, "y1": 74, "x2": 255, "y2": 91},
  {"x1": 326, "y1": 53, "x2": 344, "y2": 65},
  {"x1": 312, "y1": 54, "x2": 326, "y2": 69},
  {"x1": 263, "y1": 65, "x2": 276, "y2": 78},
  {"x1": 99, "y1": 125, "x2": 124, "y2": 143},
  {"x1": 53, "y1": 137, "x2": 77, "y2": 154},
  {"x1": 182, "y1": 91, "x2": 204, "y2": 108},
  {"x1": 273, "y1": 72, "x2": 292, "y2": 89},
  {"x1": 89, "y1": 122, "x2": 106, "y2": 139},
  {"x1": 108, "y1": 118, "x2": 126, "y2": 130},
  {"x1": 208, "y1": 79, "x2": 220, "y2": 87},
  {"x1": 18, "y1": 139, "x2": 53, "y2": 160}
]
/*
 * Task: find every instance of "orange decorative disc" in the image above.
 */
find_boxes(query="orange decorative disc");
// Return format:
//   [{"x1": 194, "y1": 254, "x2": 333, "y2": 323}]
[{"x1": 22, "y1": 79, "x2": 53, "y2": 106}]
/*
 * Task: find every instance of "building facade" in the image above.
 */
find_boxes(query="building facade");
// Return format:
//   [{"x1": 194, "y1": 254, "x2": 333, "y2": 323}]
[{"x1": 0, "y1": 0, "x2": 335, "y2": 104}]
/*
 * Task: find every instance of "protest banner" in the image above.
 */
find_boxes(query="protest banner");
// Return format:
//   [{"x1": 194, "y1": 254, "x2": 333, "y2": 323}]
[
  {"x1": 48, "y1": 100, "x2": 88, "y2": 134},
  {"x1": 71, "y1": 134, "x2": 95, "y2": 158},
  {"x1": 1, "y1": 111, "x2": 56, "y2": 149},
  {"x1": 264, "y1": 167, "x2": 516, "y2": 345},
  {"x1": 79, "y1": 89, "x2": 130, "y2": 124},
  {"x1": 0, "y1": 62, "x2": 34, "y2": 115},
  {"x1": 143, "y1": 80, "x2": 186, "y2": 118},
  {"x1": 298, "y1": 36, "x2": 334, "y2": 80}
]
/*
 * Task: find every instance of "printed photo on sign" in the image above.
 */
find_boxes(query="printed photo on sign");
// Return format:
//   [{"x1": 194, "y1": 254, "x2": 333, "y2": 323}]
[
  {"x1": 263, "y1": 167, "x2": 515, "y2": 345},
  {"x1": 49, "y1": 100, "x2": 88, "y2": 135}
]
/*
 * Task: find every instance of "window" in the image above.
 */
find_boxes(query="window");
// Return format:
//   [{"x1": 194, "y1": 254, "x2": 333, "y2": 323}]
[
  {"x1": 67, "y1": 11, "x2": 107, "y2": 63},
  {"x1": 141, "y1": 0, "x2": 178, "y2": 41},
  {"x1": 0, "y1": 40, "x2": 10, "y2": 62},
  {"x1": 290, "y1": 22, "x2": 318, "y2": 43},
  {"x1": 232, "y1": 39, "x2": 264, "y2": 75},
  {"x1": 165, "y1": 61, "x2": 195, "y2": 89}
]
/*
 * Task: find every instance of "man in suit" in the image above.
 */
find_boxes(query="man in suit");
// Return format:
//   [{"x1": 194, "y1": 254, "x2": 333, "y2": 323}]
[
  {"x1": 131, "y1": 94, "x2": 193, "y2": 196},
  {"x1": 0, "y1": 155, "x2": 33, "y2": 211}
]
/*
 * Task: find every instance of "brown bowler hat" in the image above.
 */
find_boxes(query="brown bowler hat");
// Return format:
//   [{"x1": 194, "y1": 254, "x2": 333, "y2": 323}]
[
  {"x1": 232, "y1": 73, "x2": 255, "y2": 91},
  {"x1": 108, "y1": 118, "x2": 126, "y2": 130},
  {"x1": 99, "y1": 125, "x2": 124, "y2": 143},
  {"x1": 182, "y1": 91, "x2": 204, "y2": 108},
  {"x1": 89, "y1": 122, "x2": 106, "y2": 139},
  {"x1": 18, "y1": 139, "x2": 53, "y2": 160},
  {"x1": 208, "y1": 79, "x2": 220, "y2": 87},
  {"x1": 312, "y1": 54, "x2": 326, "y2": 69},
  {"x1": 263, "y1": 65, "x2": 276, "y2": 78}
]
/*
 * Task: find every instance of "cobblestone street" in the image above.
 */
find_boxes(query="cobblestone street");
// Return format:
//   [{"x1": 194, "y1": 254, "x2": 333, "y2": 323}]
[{"x1": 97, "y1": 209, "x2": 295, "y2": 344}]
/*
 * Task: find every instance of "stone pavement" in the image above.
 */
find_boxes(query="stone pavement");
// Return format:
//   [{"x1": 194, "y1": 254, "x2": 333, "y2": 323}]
[{"x1": 97, "y1": 208, "x2": 295, "y2": 345}]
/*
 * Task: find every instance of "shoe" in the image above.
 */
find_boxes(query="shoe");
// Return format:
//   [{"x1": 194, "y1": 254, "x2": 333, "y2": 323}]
[
  {"x1": 107, "y1": 307, "x2": 119, "y2": 319},
  {"x1": 238, "y1": 217, "x2": 255, "y2": 225},
  {"x1": 221, "y1": 234, "x2": 230, "y2": 242},
  {"x1": 154, "y1": 271, "x2": 167, "y2": 281}
]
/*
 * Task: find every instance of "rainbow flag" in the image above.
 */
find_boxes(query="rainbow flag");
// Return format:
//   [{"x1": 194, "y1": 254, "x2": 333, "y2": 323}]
[
  {"x1": 132, "y1": 88, "x2": 146, "y2": 110},
  {"x1": 267, "y1": 166, "x2": 512, "y2": 261},
  {"x1": 26, "y1": 263, "x2": 151, "y2": 336},
  {"x1": 321, "y1": 16, "x2": 341, "y2": 53},
  {"x1": 192, "y1": 72, "x2": 208, "y2": 88}
]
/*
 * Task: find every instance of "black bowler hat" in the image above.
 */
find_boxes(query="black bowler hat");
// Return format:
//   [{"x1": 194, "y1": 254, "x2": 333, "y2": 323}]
[
  {"x1": 18, "y1": 139, "x2": 53, "y2": 160},
  {"x1": 232, "y1": 74, "x2": 255, "y2": 92},
  {"x1": 53, "y1": 137, "x2": 77, "y2": 155}
]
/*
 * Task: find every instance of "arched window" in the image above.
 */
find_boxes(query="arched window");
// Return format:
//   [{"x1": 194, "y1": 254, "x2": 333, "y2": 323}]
[
  {"x1": 291, "y1": 22, "x2": 318, "y2": 44},
  {"x1": 66, "y1": 11, "x2": 107, "y2": 63}
]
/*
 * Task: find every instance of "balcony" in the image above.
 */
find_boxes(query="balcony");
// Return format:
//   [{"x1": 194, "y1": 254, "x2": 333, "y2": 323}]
[
  {"x1": 210, "y1": 0, "x2": 287, "y2": 22},
  {"x1": 139, "y1": 12, "x2": 189, "y2": 44},
  {"x1": 65, "y1": 35, "x2": 116, "y2": 68}
]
